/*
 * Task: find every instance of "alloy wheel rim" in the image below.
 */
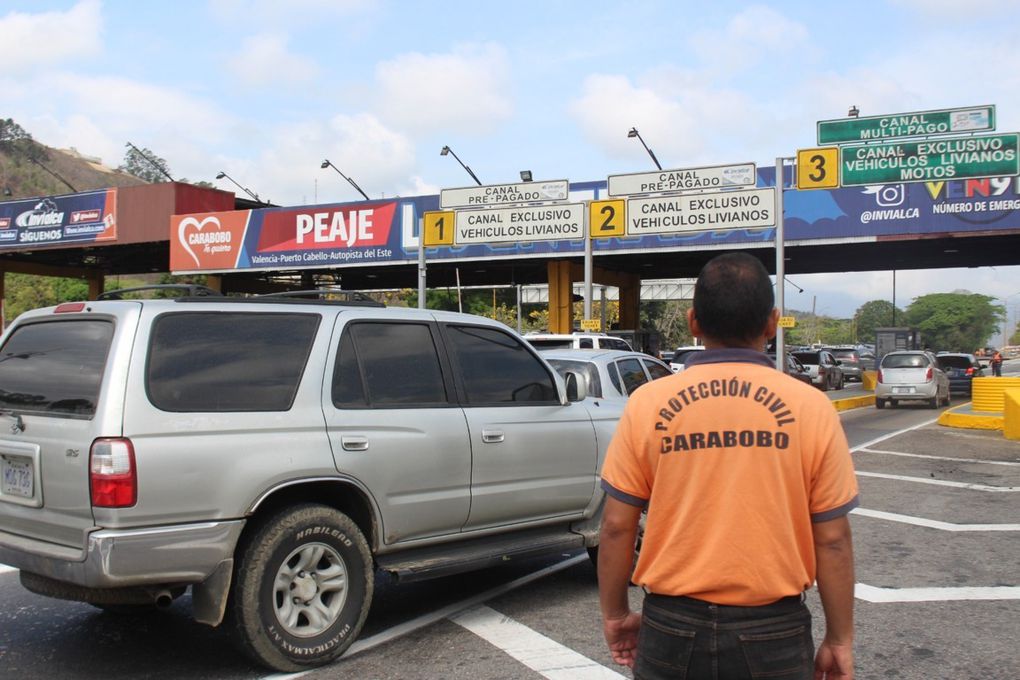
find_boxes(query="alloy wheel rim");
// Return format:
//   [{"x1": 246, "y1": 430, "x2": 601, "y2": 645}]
[{"x1": 273, "y1": 541, "x2": 349, "y2": 638}]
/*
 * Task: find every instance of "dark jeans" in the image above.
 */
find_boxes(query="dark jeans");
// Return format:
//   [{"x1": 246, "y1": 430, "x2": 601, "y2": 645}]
[{"x1": 635, "y1": 592, "x2": 814, "y2": 680}]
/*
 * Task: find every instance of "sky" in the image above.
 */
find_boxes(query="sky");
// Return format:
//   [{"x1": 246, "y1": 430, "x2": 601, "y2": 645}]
[{"x1": 3, "y1": 0, "x2": 1020, "y2": 339}]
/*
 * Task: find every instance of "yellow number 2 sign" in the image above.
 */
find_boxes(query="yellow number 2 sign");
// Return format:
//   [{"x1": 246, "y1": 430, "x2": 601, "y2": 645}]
[
  {"x1": 796, "y1": 148, "x2": 839, "y2": 190},
  {"x1": 589, "y1": 199, "x2": 625, "y2": 238},
  {"x1": 423, "y1": 210, "x2": 455, "y2": 247}
]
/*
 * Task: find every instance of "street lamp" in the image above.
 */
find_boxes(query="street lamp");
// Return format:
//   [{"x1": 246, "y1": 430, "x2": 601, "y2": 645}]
[
  {"x1": 848, "y1": 105, "x2": 860, "y2": 118},
  {"x1": 627, "y1": 127, "x2": 662, "y2": 170},
  {"x1": 519, "y1": 170, "x2": 533, "y2": 182},
  {"x1": 215, "y1": 171, "x2": 264, "y2": 204},
  {"x1": 320, "y1": 159, "x2": 370, "y2": 201},
  {"x1": 440, "y1": 145, "x2": 482, "y2": 186}
]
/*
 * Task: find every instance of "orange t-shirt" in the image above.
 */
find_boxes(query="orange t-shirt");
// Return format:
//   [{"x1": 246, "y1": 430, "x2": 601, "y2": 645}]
[{"x1": 601, "y1": 349, "x2": 858, "y2": 606}]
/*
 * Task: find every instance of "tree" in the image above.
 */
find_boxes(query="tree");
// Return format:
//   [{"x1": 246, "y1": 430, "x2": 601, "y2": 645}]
[
  {"x1": 1010, "y1": 327, "x2": 1020, "y2": 346},
  {"x1": 0, "y1": 117, "x2": 48, "y2": 163},
  {"x1": 118, "y1": 143, "x2": 173, "y2": 183},
  {"x1": 854, "y1": 300, "x2": 902, "y2": 343},
  {"x1": 904, "y1": 293, "x2": 1004, "y2": 352}
]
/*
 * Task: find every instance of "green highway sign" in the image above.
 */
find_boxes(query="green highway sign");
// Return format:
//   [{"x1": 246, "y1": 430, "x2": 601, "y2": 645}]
[
  {"x1": 818, "y1": 106, "x2": 995, "y2": 145},
  {"x1": 840, "y1": 133, "x2": 1019, "y2": 186}
]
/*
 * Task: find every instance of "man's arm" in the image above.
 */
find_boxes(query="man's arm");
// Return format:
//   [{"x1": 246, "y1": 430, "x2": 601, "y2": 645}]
[
  {"x1": 812, "y1": 515, "x2": 855, "y2": 680},
  {"x1": 598, "y1": 496, "x2": 643, "y2": 668}
]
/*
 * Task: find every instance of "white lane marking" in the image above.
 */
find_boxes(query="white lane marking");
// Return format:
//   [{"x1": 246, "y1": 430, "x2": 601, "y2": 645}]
[
  {"x1": 0, "y1": 565, "x2": 16, "y2": 575},
  {"x1": 856, "y1": 470, "x2": 1019, "y2": 492},
  {"x1": 451, "y1": 605, "x2": 625, "y2": 680},
  {"x1": 856, "y1": 583, "x2": 1020, "y2": 603},
  {"x1": 857, "y1": 448, "x2": 1020, "y2": 466},
  {"x1": 259, "y1": 553, "x2": 589, "y2": 680},
  {"x1": 851, "y1": 507, "x2": 1020, "y2": 531},
  {"x1": 848, "y1": 417, "x2": 939, "y2": 453}
]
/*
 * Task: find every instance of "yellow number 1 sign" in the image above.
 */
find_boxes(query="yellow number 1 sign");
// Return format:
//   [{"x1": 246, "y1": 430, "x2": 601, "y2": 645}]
[{"x1": 423, "y1": 211, "x2": 455, "y2": 246}]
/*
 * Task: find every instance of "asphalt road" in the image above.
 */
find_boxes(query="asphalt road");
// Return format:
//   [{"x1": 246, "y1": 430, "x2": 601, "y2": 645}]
[{"x1": 2, "y1": 396, "x2": 1018, "y2": 680}]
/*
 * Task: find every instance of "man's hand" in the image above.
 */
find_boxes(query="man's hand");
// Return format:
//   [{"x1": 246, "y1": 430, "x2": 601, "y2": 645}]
[
  {"x1": 814, "y1": 640, "x2": 854, "y2": 679},
  {"x1": 603, "y1": 611, "x2": 642, "y2": 668}
]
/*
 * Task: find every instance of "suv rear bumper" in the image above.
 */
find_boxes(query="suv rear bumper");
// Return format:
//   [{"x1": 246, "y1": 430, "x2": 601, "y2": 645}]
[{"x1": 0, "y1": 519, "x2": 245, "y2": 588}]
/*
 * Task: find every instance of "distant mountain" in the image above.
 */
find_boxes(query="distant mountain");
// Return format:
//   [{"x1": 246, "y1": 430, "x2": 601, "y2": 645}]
[{"x1": 0, "y1": 142, "x2": 147, "y2": 200}]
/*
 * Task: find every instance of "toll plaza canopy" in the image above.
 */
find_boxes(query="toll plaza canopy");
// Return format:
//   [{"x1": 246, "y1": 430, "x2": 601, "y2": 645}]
[{"x1": 2, "y1": 170, "x2": 1020, "y2": 296}]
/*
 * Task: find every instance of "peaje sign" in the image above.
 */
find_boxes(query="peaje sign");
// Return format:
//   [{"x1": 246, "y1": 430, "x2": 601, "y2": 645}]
[
  {"x1": 170, "y1": 201, "x2": 400, "y2": 272},
  {"x1": 0, "y1": 189, "x2": 116, "y2": 248}
]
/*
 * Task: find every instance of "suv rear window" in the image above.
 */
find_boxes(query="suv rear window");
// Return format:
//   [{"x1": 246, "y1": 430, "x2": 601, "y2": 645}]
[
  {"x1": 0, "y1": 320, "x2": 113, "y2": 417},
  {"x1": 936, "y1": 355, "x2": 974, "y2": 370},
  {"x1": 147, "y1": 312, "x2": 320, "y2": 412}
]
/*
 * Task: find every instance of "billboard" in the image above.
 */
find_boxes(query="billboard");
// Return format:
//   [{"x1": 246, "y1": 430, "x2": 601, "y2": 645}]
[
  {"x1": 0, "y1": 189, "x2": 117, "y2": 249},
  {"x1": 170, "y1": 173, "x2": 1020, "y2": 274}
]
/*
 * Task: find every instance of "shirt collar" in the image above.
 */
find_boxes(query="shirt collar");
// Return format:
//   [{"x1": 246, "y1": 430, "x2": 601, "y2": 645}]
[{"x1": 686, "y1": 347, "x2": 775, "y2": 369}]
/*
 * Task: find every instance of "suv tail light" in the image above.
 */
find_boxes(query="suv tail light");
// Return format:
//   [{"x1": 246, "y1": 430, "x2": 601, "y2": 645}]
[
  {"x1": 90, "y1": 438, "x2": 137, "y2": 508},
  {"x1": 966, "y1": 367, "x2": 974, "y2": 376},
  {"x1": 877, "y1": 369, "x2": 884, "y2": 383},
  {"x1": 925, "y1": 367, "x2": 933, "y2": 382}
]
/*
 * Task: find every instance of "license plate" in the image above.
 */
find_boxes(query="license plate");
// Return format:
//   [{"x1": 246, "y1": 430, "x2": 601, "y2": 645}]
[
  {"x1": 893, "y1": 387, "x2": 913, "y2": 394},
  {"x1": 1, "y1": 456, "x2": 33, "y2": 499}
]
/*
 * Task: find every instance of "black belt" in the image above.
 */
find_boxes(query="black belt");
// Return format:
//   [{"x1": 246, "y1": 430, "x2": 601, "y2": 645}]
[{"x1": 649, "y1": 593, "x2": 804, "y2": 611}]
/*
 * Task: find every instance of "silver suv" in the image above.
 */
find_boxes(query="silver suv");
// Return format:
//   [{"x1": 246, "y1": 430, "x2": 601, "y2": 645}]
[{"x1": 0, "y1": 289, "x2": 619, "y2": 671}]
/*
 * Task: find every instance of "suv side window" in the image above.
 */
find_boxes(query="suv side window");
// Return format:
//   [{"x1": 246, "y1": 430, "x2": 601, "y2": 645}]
[
  {"x1": 147, "y1": 312, "x2": 319, "y2": 412},
  {"x1": 616, "y1": 357, "x2": 648, "y2": 394},
  {"x1": 446, "y1": 324, "x2": 558, "y2": 404},
  {"x1": 578, "y1": 337, "x2": 593, "y2": 349},
  {"x1": 332, "y1": 322, "x2": 448, "y2": 408},
  {"x1": 643, "y1": 358, "x2": 672, "y2": 380}
]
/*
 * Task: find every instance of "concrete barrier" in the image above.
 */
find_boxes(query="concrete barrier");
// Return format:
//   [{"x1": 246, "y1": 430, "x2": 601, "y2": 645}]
[
  {"x1": 971, "y1": 376, "x2": 1020, "y2": 412},
  {"x1": 1005, "y1": 389, "x2": 1020, "y2": 441},
  {"x1": 861, "y1": 370, "x2": 877, "y2": 391}
]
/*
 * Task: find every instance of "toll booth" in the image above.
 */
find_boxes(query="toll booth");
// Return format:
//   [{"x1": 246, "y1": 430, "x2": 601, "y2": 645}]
[{"x1": 875, "y1": 327, "x2": 922, "y2": 362}]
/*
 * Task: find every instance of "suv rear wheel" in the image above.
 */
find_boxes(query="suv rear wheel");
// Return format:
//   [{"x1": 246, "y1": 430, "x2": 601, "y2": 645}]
[{"x1": 227, "y1": 504, "x2": 373, "y2": 672}]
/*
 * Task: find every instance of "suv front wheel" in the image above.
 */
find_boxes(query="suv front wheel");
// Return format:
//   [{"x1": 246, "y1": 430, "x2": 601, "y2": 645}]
[{"x1": 227, "y1": 504, "x2": 374, "y2": 671}]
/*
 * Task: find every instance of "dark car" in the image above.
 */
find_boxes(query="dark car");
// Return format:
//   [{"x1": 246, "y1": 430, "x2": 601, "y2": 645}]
[
  {"x1": 936, "y1": 353, "x2": 984, "y2": 395},
  {"x1": 768, "y1": 352, "x2": 814, "y2": 386},
  {"x1": 823, "y1": 347, "x2": 865, "y2": 382}
]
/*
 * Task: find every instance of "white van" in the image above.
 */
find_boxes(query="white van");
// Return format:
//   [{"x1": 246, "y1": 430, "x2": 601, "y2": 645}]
[{"x1": 525, "y1": 332, "x2": 633, "y2": 351}]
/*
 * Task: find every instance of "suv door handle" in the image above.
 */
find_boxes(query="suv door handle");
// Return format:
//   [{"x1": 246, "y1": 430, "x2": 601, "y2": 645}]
[
  {"x1": 481, "y1": 429, "x2": 505, "y2": 444},
  {"x1": 341, "y1": 435, "x2": 369, "y2": 451}
]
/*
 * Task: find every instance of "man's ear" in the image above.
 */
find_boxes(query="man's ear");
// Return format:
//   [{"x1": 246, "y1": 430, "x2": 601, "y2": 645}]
[
  {"x1": 687, "y1": 307, "x2": 702, "y2": 338},
  {"x1": 764, "y1": 308, "x2": 780, "y2": 340}
]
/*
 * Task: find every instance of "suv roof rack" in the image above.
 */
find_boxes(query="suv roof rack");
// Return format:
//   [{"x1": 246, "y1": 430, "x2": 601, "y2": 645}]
[
  {"x1": 252, "y1": 289, "x2": 385, "y2": 307},
  {"x1": 97, "y1": 284, "x2": 224, "y2": 300}
]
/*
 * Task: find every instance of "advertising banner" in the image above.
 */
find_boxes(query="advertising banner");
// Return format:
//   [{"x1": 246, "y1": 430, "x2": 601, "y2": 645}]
[
  {"x1": 0, "y1": 189, "x2": 117, "y2": 249},
  {"x1": 171, "y1": 200, "x2": 404, "y2": 272},
  {"x1": 170, "y1": 174, "x2": 1020, "y2": 274}
]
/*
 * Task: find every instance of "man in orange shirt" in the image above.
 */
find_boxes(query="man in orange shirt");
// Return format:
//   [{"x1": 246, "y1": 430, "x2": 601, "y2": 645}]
[{"x1": 598, "y1": 252, "x2": 857, "y2": 679}]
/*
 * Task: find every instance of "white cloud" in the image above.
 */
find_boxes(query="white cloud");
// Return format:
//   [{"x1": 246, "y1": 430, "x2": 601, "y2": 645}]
[
  {"x1": 227, "y1": 34, "x2": 319, "y2": 87},
  {"x1": 373, "y1": 43, "x2": 513, "y2": 136},
  {"x1": 243, "y1": 113, "x2": 418, "y2": 205},
  {"x1": 0, "y1": 0, "x2": 102, "y2": 73},
  {"x1": 209, "y1": 0, "x2": 375, "y2": 23},
  {"x1": 690, "y1": 6, "x2": 809, "y2": 73}
]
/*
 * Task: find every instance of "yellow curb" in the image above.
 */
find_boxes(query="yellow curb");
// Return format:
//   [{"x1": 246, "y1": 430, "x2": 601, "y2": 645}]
[
  {"x1": 831, "y1": 394, "x2": 875, "y2": 412},
  {"x1": 937, "y1": 403, "x2": 1004, "y2": 430}
]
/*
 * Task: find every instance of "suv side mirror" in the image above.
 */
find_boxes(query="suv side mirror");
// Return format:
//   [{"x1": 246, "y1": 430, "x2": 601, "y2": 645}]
[{"x1": 564, "y1": 371, "x2": 587, "y2": 402}]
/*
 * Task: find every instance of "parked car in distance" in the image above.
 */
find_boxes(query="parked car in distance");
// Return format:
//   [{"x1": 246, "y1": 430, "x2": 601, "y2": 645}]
[
  {"x1": 524, "y1": 332, "x2": 632, "y2": 351},
  {"x1": 935, "y1": 353, "x2": 984, "y2": 395},
  {"x1": 792, "y1": 349, "x2": 844, "y2": 391},
  {"x1": 875, "y1": 350, "x2": 950, "y2": 409},
  {"x1": 768, "y1": 352, "x2": 814, "y2": 386},
  {"x1": 669, "y1": 345, "x2": 706, "y2": 373},
  {"x1": 541, "y1": 348, "x2": 673, "y2": 402},
  {"x1": 823, "y1": 346, "x2": 866, "y2": 382}
]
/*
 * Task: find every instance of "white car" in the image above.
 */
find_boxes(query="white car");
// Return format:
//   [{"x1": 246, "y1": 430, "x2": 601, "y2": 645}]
[
  {"x1": 875, "y1": 350, "x2": 950, "y2": 409},
  {"x1": 540, "y1": 348, "x2": 673, "y2": 403}
]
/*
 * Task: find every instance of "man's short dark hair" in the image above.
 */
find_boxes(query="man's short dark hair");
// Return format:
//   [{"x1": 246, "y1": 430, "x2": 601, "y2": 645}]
[{"x1": 693, "y1": 252, "x2": 774, "y2": 345}]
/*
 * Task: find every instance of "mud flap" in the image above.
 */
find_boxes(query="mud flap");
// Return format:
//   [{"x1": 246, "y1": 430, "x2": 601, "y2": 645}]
[{"x1": 192, "y1": 558, "x2": 233, "y2": 627}]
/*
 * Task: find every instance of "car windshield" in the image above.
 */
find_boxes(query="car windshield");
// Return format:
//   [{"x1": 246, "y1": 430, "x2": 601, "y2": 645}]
[{"x1": 882, "y1": 353, "x2": 929, "y2": 368}]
